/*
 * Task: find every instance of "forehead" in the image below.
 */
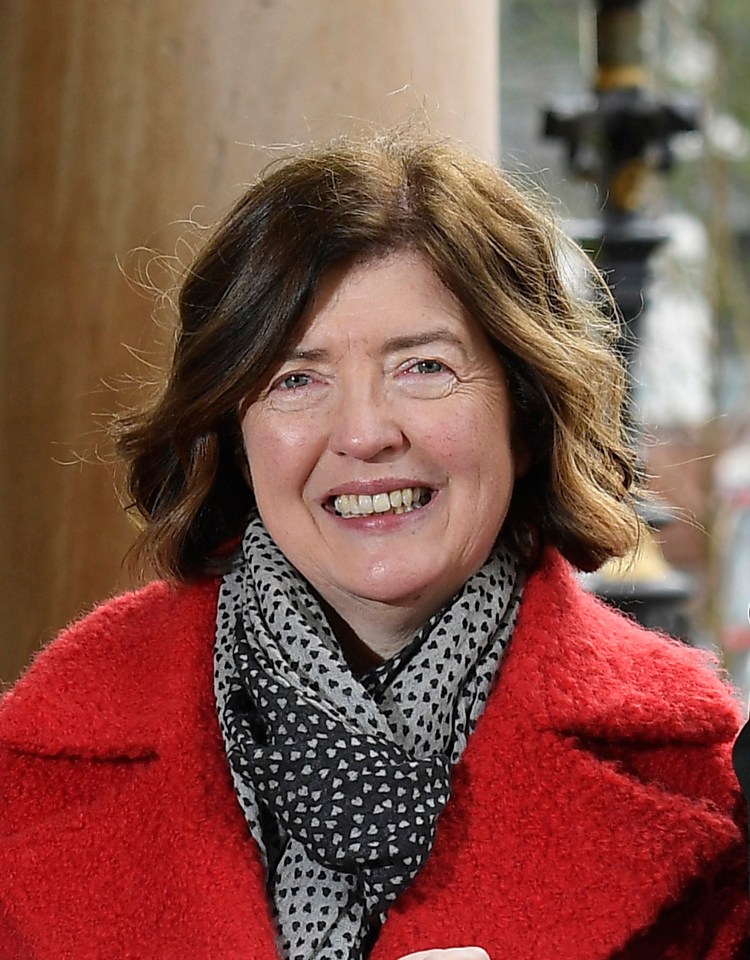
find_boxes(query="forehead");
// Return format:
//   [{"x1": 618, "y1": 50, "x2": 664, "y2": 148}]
[{"x1": 293, "y1": 250, "x2": 472, "y2": 350}]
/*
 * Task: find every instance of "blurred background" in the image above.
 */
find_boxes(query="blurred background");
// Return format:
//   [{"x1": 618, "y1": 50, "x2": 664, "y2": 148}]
[
  {"x1": 501, "y1": 0, "x2": 750, "y2": 700},
  {"x1": 1, "y1": 0, "x2": 749, "y2": 699}
]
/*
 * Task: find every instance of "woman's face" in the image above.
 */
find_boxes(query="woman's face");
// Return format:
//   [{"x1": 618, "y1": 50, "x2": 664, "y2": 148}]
[{"x1": 241, "y1": 251, "x2": 520, "y2": 627}]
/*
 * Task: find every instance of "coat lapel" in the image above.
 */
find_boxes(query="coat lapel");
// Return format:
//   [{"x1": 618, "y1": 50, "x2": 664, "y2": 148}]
[
  {"x1": 372, "y1": 684, "x2": 740, "y2": 960},
  {"x1": 0, "y1": 556, "x2": 743, "y2": 959},
  {"x1": 373, "y1": 553, "x2": 744, "y2": 960}
]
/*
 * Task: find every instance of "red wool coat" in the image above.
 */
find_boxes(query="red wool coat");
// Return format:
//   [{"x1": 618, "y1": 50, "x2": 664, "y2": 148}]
[{"x1": 0, "y1": 552, "x2": 748, "y2": 959}]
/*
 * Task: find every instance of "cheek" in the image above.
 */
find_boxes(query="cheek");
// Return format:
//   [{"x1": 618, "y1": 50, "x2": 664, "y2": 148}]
[
  {"x1": 426, "y1": 405, "x2": 515, "y2": 473},
  {"x1": 241, "y1": 412, "x2": 321, "y2": 489}
]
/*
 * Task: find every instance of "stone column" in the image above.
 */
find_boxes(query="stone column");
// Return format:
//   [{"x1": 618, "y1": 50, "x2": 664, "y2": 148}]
[{"x1": 0, "y1": 0, "x2": 500, "y2": 680}]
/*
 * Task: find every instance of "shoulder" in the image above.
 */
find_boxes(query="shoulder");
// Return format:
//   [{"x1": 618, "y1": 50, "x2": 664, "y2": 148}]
[
  {"x1": 0, "y1": 578, "x2": 220, "y2": 757},
  {"x1": 499, "y1": 551, "x2": 746, "y2": 873},
  {"x1": 508, "y1": 550, "x2": 743, "y2": 745}
]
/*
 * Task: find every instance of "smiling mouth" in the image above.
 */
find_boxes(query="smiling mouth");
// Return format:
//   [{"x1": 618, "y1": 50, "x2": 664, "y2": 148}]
[{"x1": 330, "y1": 486, "x2": 434, "y2": 518}]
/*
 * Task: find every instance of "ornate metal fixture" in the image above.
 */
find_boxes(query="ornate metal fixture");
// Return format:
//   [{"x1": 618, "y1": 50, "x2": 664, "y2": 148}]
[{"x1": 544, "y1": 0, "x2": 700, "y2": 639}]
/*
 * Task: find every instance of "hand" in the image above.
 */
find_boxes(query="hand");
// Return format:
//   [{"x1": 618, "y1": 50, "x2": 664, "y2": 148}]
[{"x1": 396, "y1": 950, "x2": 490, "y2": 960}]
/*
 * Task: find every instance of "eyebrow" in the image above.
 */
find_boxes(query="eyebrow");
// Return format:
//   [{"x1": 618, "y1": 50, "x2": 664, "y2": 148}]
[
  {"x1": 380, "y1": 328, "x2": 466, "y2": 353},
  {"x1": 284, "y1": 346, "x2": 330, "y2": 362},
  {"x1": 283, "y1": 327, "x2": 466, "y2": 363}
]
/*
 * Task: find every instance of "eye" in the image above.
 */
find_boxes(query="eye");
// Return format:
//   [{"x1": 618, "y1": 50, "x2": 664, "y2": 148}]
[
  {"x1": 264, "y1": 367, "x2": 328, "y2": 410},
  {"x1": 408, "y1": 359, "x2": 448, "y2": 375},
  {"x1": 396, "y1": 357, "x2": 455, "y2": 399},
  {"x1": 275, "y1": 372, "x2": 313, "y2": 391}
]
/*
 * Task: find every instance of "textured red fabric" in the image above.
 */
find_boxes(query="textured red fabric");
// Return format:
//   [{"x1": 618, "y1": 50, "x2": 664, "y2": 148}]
[{"x1": 0, "y1": 551, "x2": 747, "y2": 959}]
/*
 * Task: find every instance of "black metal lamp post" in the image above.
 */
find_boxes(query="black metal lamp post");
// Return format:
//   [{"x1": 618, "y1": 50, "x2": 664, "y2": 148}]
[{"x1": 544, "y1": 0, "x2": 699, "y2": 639}]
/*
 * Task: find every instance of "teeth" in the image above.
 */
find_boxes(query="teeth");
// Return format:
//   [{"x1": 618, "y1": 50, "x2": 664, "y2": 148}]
[{"x1": 332, "y1": 486, "x2": 430, "y2": 518}]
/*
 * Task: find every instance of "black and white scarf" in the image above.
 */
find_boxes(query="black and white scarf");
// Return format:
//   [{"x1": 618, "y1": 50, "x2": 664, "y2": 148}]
[{"x1": 214, "y1": 512, "x2": 522, "y2": 960}]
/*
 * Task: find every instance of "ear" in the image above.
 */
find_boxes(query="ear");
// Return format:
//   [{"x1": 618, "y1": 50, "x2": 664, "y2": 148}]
[
  {"x1": 229, "y1": 411, "x2": 253, "y2": 488},
  {"x1": 511, "y1": 434, "x2": 533, "y2": 479},
  {"x1": 513, "y1": 450, "x2": 532, "y2": 480},
  {"x1": 239, "y1": 453, "x2": 253, "y2": 488}
]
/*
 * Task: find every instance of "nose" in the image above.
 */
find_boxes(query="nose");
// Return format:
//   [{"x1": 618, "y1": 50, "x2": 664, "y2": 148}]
[{"x1": 327, "y1": 378, "x2": 408, "y2": 462}]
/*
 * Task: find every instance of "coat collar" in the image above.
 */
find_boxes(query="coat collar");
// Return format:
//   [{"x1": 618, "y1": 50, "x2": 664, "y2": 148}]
[
  {"x1": 0, "y1": 550, "x2": 739, "y2": 758},
  {"x1": 510, "y1": 550, "x2": 741, "y2": 744},
  {"x1": 0, "y1": 578, "x2": 219, "y2": 758}
]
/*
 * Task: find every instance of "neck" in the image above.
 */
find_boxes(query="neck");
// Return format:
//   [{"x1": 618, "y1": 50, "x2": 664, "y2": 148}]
[{"x1": 319, "y1": 596, "x2": 429, "y2": 672}]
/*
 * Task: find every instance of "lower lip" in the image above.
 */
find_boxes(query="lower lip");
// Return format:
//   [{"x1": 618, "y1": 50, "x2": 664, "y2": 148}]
[{"x1": 326, "y1": 493, "x2": 439, "y2": 531}]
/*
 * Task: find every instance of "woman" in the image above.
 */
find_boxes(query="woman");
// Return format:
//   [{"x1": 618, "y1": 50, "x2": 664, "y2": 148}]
[{"x1": 0, "y1": 132, "x2": 747, "y2": 959}]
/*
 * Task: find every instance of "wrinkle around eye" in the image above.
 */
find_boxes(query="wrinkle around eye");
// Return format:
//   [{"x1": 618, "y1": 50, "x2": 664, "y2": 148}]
[{"x1": 395, "y1": 366, "x2": 456, "y2": 400}]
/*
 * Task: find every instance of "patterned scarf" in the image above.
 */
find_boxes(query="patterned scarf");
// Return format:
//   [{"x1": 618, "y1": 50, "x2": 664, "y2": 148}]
[{"x1": 214, "y1": 512, "x2": 522, "y2": 960}]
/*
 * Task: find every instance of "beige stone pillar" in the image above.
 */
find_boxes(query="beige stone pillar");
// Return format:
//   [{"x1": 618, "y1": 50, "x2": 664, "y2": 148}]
[{"x1": 0, "y1": 0, "x2": 500, "y2": 681}]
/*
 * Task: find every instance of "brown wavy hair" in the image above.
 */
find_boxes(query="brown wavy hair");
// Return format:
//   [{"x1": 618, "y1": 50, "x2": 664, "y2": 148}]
[{"x1": 114, "y1": 130, "x2": 642, "y2": 581}]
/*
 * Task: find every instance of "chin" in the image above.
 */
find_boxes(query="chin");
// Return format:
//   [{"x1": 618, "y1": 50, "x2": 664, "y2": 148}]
[{"x1": 337, "y1": 566, "x2": 455, "y2": 610}]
